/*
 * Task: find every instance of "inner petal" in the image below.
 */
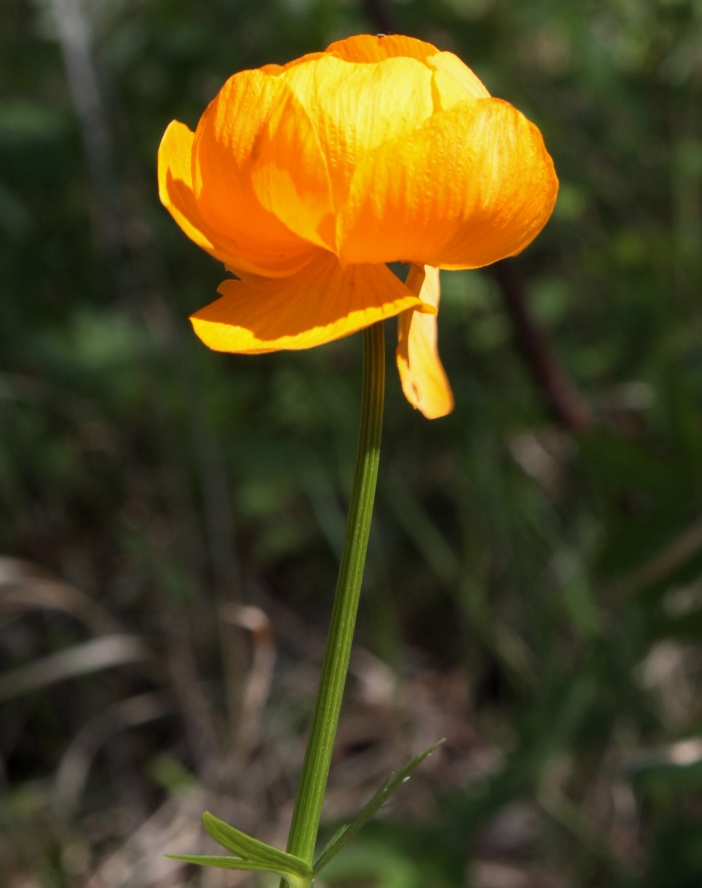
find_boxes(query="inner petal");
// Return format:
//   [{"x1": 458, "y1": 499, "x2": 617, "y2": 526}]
[{"x1": 279, "y1": 54, "x2": 435, "y2": 211}]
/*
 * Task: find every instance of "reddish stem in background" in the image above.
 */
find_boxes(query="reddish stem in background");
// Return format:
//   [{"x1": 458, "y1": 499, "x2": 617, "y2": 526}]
[{"x1": 491, "y1": 260, "x2": 593, "y2": 434}]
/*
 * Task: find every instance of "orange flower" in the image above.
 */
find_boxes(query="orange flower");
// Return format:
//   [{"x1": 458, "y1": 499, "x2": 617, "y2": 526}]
[{"x1": 158, "y1": 34, "x2": 558, "y2": 419}]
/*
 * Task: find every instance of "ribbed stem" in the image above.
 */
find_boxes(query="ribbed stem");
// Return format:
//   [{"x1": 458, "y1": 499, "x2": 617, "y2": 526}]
[{"x1": 284, "y1": 322, "x2": 386, "y2": 871}]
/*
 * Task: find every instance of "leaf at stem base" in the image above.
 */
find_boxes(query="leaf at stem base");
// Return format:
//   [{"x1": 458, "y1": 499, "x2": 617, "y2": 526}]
[{"x1": 313, "y1": 739, "x2": 445, "y2": 876}]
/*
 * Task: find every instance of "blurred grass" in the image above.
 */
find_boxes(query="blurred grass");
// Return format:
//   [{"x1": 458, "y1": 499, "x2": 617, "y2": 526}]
[{"x1": 2, "y1": 0, "x2": 702, "y2": 886}]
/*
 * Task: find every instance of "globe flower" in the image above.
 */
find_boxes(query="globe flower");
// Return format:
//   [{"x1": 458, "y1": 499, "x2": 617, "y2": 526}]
[{"x1": 158, "y1": 34, "x2": 558, "y2": 419}]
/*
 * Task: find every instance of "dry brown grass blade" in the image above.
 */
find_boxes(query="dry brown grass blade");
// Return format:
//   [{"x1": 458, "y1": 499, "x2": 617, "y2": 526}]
[
  {"x1": 0, "y1": 556, "x2": 120, "y2": 635},
  {"x1": 0, "y1": 634, "x2": 158, "y2": 702},
  {"x1": 220, "y1": 603, "x2": 276, "y2": 760}
]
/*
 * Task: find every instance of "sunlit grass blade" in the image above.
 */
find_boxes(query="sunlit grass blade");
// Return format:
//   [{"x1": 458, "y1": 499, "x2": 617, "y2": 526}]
[
  {"x1": 313, "y1": 739, "x2": 444, "y2": 875},
  {"x1": 202, "y1": 812, "x2": 312, "y2": 879}
]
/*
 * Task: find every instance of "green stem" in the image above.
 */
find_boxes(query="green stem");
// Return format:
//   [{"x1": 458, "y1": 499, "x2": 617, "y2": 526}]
[{"x1": 284, "y1": 321, "x2": 386, "y2": 871}]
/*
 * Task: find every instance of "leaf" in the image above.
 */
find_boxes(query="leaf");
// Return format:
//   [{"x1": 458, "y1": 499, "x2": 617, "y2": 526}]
[
  {"x1": 166, "y1": 854, "x2": 311, "y2": 888},
  {"x1": 313, "y1": 739, "x2": 444, "y2": 875},
  {"x1": 202, "y1": 812, "x2": 312, "y2": 881},
  {"x1": 166, "y1": 854, "x2": 273, "y2": 872}
]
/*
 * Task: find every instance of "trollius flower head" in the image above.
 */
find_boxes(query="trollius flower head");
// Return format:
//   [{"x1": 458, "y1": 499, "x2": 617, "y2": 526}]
[{"x1": 158, "y1": 34, "x2": 558, "y2": 418}]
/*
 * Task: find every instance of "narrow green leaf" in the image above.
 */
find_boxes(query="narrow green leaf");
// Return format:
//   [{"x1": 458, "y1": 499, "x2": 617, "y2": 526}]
[
  {"x1": 316, "y1": 823, "x2": 349, "y2": 860},
  {"x1": 166, "y1": 854, "x2": 273, "y2": 872},
  {"x1": 166, "y1": 854, "x2": 311, "y2": 887},
  {"x1": 313, "y1": 739, "x2": 444, "y2": 875},
  {"x1": 202, "y1": 812, "x2": 312, "y2": 880}
]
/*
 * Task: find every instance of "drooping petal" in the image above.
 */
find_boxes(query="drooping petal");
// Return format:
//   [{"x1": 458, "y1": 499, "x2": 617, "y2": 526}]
[
  {"x1": 190, "y1": 253, "x2": 436, "y2": 354},
  {"x1": 338, "y1": 98, "x2": 558, "y2": 269},
  {"x1": 396, "y1": 265, "x2": 454, "y2": 419},
  {"x1": 279, "y1": 55, "x2": 434, "y2": 210}
]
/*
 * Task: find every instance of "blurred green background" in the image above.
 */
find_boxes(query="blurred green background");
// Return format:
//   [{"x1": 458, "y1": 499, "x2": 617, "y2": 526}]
[{"x1": 2, "y1": 0, "x2": 702, "y2": 886}]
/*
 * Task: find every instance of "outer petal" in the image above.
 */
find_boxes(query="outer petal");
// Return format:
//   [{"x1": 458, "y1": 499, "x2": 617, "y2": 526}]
[
  {"x1": 190, "y1": 253, "x2": 436, "y2": 354},
  {"x1": 396, "y1": 265, "x2": 454, "y2": 419},
  {"x1": 279, "y1": 55, "x2": 434, "y2": 210},
  {"x1": 158, "y1": 121, "x2": 221, "y2": 258},
  {"x1": 194, "y1": 69, "x2": 336, "y2": 257},
  {"x1": 338, "y1": 98, "x2": 558, "y2": 269},
  {"x1": 159, "y1": 117, "x2": 321, "y2": 278}
]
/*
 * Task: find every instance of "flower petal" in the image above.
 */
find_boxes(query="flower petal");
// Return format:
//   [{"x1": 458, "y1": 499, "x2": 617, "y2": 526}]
[
  {"x1": 325, "y1": 34, "x2": 440, "y2": 63},
  {"x1": 193, "y1": 68, "x2": 335, "y2": 264},
  {"x1": 428, "y1": 52, "x2": 490, "y2": 107},
  {"x1": 158, "y1": 121, "x2": 220, "y2": 257},
  {"x1": 190, "y1": 254, "x2": 436, "y2": 354},
  {"x1": 324, "y1": 34, "x2": 490, "y2": 106},
  {"x1": 396, "y1": 266, "x2": 454, "y2": 419},
  {"x1": 338, "y1": 98, "x2": 558, "y2": 269},
  {"x1": 159, "y1": 116, "x2": 321, "y2": 278},
  {"x1": 279, "y1": 55, "x2": 434, "y2": 211},
  {"x1": 247, "y1": 86, "x2": 336, "y2": 250},
  {"x1": 260, "y1": 51, "x2": 328, "y2": 74}
]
